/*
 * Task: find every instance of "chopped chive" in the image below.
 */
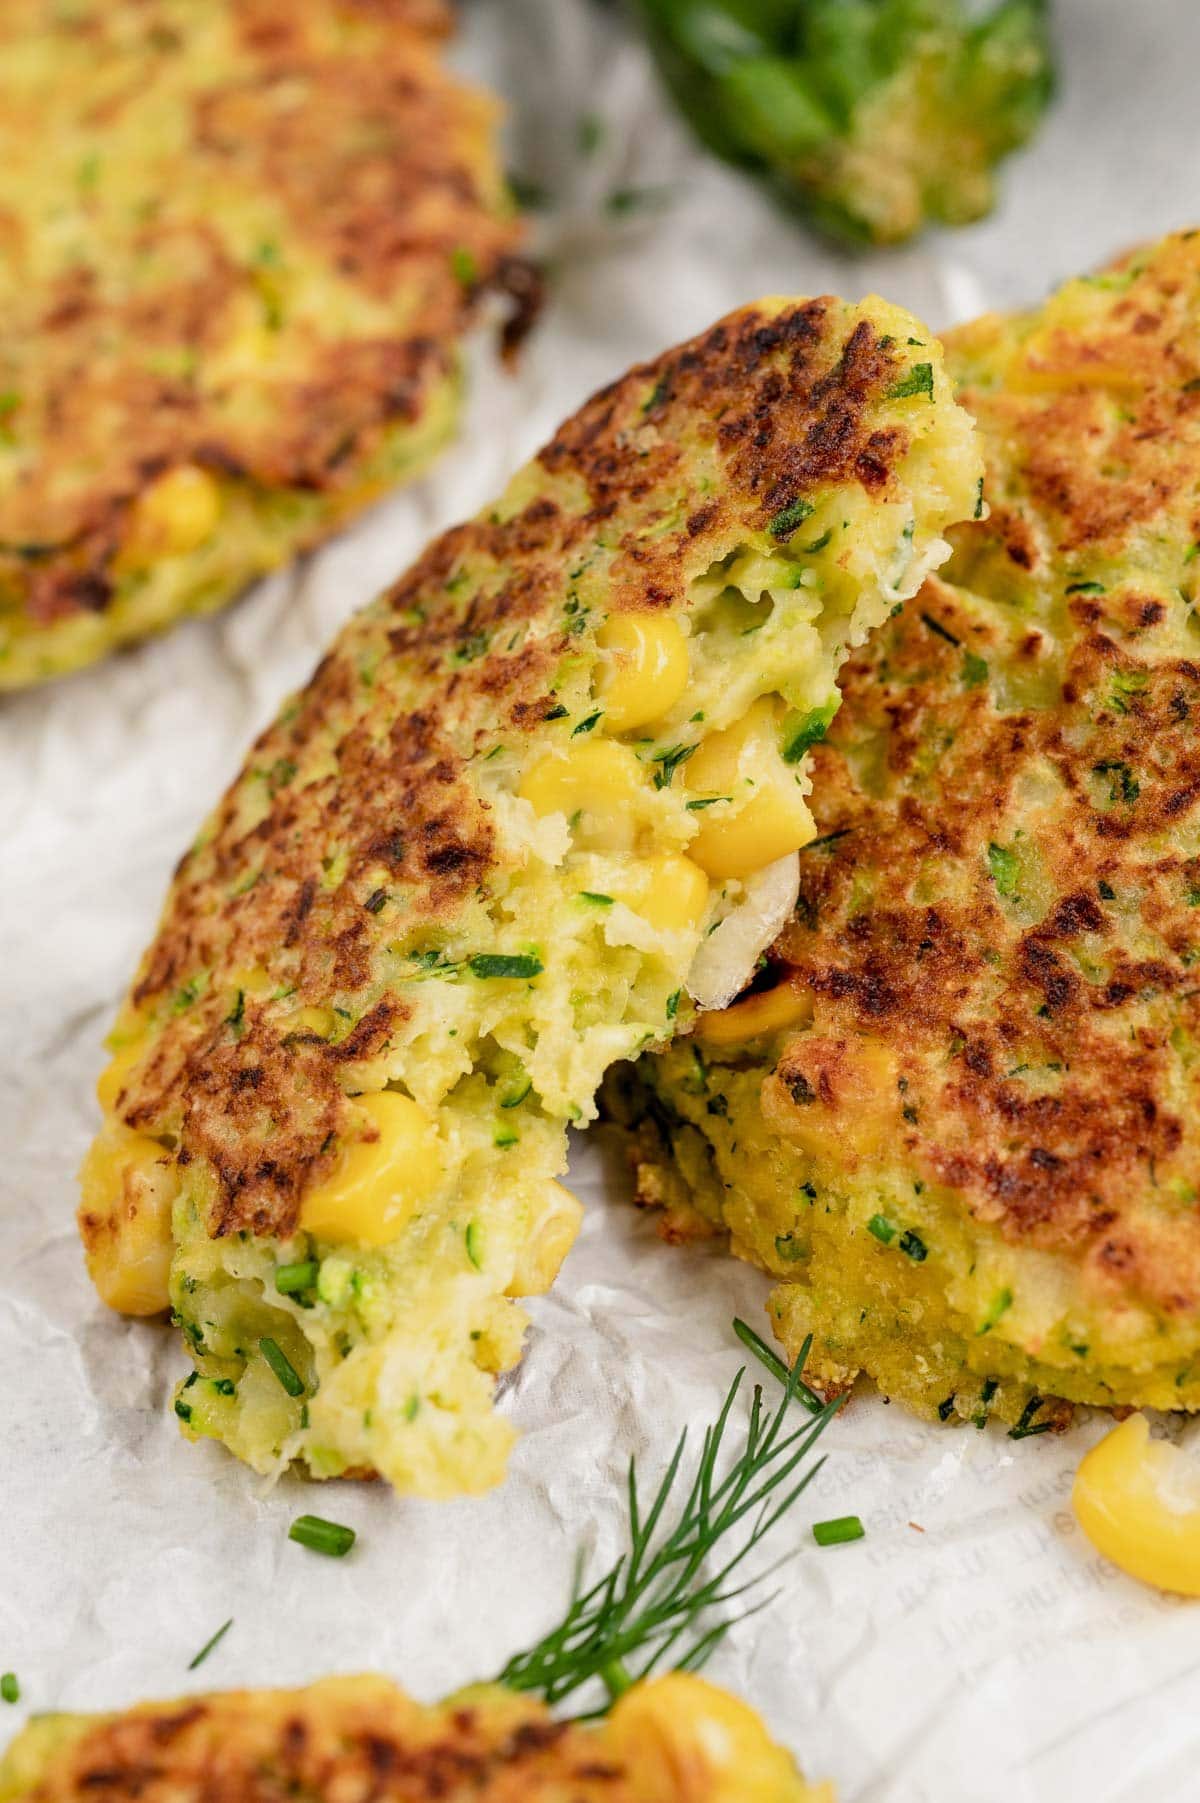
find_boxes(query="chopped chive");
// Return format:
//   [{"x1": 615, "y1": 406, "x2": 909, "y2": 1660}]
[
  {"x1": 187, "y1": 1618, "x2": 233, "y2": 1672},
  {"x1": 363, "y1": 888, "x2": 388, "y2": 915},
  {"x1": 1008, "y1": 1396, "x2": 1052, "y2": 1440},
  {"x1": 0, "y1": 1675, "x2": 17, "y2": 1705},
  {"x1": 465, "y1": 1221, "x2": 484, "y2": 1268},
  {"x1": 578, "y1": 891, "x2": 614, "y2": 907},
  {"x1": 812, "y1": 1515, "x2": 865, "y2": 1547},
  {"x1": 685, "y1": 795, "x2": 727, "y2": 810},
  {"x1": 665, "y1": 989, "x2": 681, "y2": 1019},
  {"x1": 651, "y1": 743, "x2": 697, "y2": 789},
  {"x1": 499, "y1": 1075, "x2": 532, "y2": 1108},
  {"x1": 260, "y1": 1337, "x2": 304, "y2": 1397},
  {"x1": 899, "y1": 1229, "x2": 928, "y2": 1262},
  {"x1": 888, "y1": 362, "x2": 934, "y2": 400},
  {"x1": 768, "y1": 497, "x2": 815, "y2": 541},
  {"x1": 867, "y1": 1213, "x2": 896, "y2": 1244},
  {"x1": 572, "y1": 710, "x2": 602, "y2": 736},
  {"x1": 275, "y1": 1261, "x2": 319, "y2": 1296},
  {"x1": 732, "y1": 1317, "x2": 825, "y2": 1415},
  {"x1": 288, "y1": 1515, "x2": 356, "y2": 1558},
  {"x1": 468, "y1": 953, "x2": 543, "y2": 979}
]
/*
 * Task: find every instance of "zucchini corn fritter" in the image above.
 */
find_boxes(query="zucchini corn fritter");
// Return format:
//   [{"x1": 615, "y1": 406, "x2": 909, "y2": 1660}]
[
  {"x1": 616, "y1": 230, "x2": 1200, "y2": 1432},
  {"x1": 80, "y1": 296, "x2": 981, "y2": 1496},
  {"x1": 0, "y1": 0, "x2": 521, "y2": 689},
  {"x1": 637, "y1": 0, "x2": 1054, "y2": 247},
  {"x1": 0, "y1": 1673, "x2": 828, "y2": 1803}
]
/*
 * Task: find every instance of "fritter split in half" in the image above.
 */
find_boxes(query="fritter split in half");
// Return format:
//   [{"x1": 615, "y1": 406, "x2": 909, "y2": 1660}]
[
  {"x1": 79, "y1": 297, "x2": 981, "y2": 1495},
  {"x1": 615, "y1": 230, "x2": 1200, "y2": 1432},
  {"x1": 0, "y1": 0, "x2": 521, "y2": 688},
  {"x1": 0, "y1": 1673, "x2": 827, "y2": 1803}
]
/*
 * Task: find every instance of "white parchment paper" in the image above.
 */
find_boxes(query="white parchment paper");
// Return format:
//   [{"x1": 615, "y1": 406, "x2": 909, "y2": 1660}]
[{"x1": 3, "y1": 4, "x2": 1200, "y2": 1798}]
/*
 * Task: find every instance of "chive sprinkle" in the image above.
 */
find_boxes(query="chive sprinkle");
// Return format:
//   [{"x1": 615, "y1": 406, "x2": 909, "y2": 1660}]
[
  {"x1": 732, "y1": 1317, "x2": 825, "y2": 1415},
  {"x1": 888, "y1": 362, "x2": 934, "y2": 400},
  {"x1": 187, "y1": 1618, "x2": 233, "y2": 1672},
  {"x1": 0, "y1": 1675, "x2": 17, "y2": 1705},
  {"x1": 288, "y1": 1515, "x2": 356, "y2": 1558},
  {"x1": 260, "y1": 1337, "x2": 304, "y2": 1397},
  {"x1": 275, "y1": 1261, "x2": 318, "y2": 1296},
  {"x1": 812, "y1": 1515, "x2": 865, "y2": 1547}
]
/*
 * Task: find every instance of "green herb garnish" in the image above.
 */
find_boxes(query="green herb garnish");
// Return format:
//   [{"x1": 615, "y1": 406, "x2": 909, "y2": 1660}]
[
  {"x1": 497, "y1": 1333, "x2": 840, "y2": 1708},
  {"x1": 768, "y1": 497, "x2": 815, "y2": 541},
  {"x1": 275, "y1": 1261, "x2": 319, "y2": 1296},
  {"x1": 0, "y1": 1675, "x2": 17, "y2": 1705},
  {"x1": 812, "y1": 1515, "x2": 865, "y2": 1547},
  {"x1": 888, "y1": 362, "x2": 934, "y2": 400},
  {"x1": 289, "y1": 1515, "x2": 356, "y2": 1558},
  {"x1": 260, "y1": 1336, "x2": 305, "y2": 1397},
  {"x1": 187, "y1": 1619, "x2": 233, "y2": 1672}
]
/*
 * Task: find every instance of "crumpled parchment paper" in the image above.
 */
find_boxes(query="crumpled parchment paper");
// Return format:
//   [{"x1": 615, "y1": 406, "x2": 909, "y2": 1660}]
[{"x1": 3, "y1": 4, "x2": 1200, "y2": 1799}]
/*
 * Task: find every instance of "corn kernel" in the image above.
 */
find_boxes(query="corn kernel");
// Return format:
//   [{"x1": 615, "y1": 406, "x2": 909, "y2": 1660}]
[
  {"x1": 291, "y1": 1004, "x2": 335, "y2": 1038},
  {"x1": 300, "y1": 1090, "x2": 442, "y2": 1248},
  {"x1": 609, "y1": 1672, "x2": 820, "y2": 1802},
  {"x1": 1073, "y1": 1413, "x2": 1200, "y2": 1596},
  {"x1": 695, "y1": 975, "x2": 813, "y2": 1046},
  {"x1": 126, "y1": 465, "x2": 221, "y2": 562},
  {"x1": 78, "y1": 1122, "x2": 178, "y2": 1316},
  {"x1": 685, "y1": 697, "x2": 815, "y2": 881},
  {"x1": 519, "y1": 739, "x2": 646, "y2": 853},
  {"x1": 506, "y1": 1181, "x2": 584, "y2": 1297},
  {"x1": 596, "y1": 613, "x2": 689, "y2": 732},
  {"x1": 617, "y1": 854, "x2": 709, "y2": 933}
]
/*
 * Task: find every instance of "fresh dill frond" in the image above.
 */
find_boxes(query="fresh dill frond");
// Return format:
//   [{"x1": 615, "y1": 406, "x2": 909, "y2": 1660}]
[{"x1": 496, "y1": 1332, "x2": 843, "y2": 1714}]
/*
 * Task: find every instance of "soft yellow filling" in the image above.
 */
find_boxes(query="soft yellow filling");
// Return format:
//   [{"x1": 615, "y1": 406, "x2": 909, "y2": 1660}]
[
  {"x1": 684, "y1": 697, "x2": 815, "y2": 880},
  {"x1": 596, "y1": 612, "x2": 690, "y2": 731},
  {"x1": 505, "y1": 1181, "x2": 584, "y2": 1297},
  {"x1": 299, "y1": 1091, "x2": 443, "y2": 1248},
  {"x1": 1073, "y1": 1414, "x2": 1200, "y2": 1597},
  {"x1": 78, "y1": 1121, "x2": 177, "y2": 1315}
]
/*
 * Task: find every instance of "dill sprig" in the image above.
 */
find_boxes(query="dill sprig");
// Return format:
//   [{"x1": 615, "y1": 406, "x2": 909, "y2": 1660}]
[{"x1": 497, "y1": 1332, "x2": 843, "y2": 1714}]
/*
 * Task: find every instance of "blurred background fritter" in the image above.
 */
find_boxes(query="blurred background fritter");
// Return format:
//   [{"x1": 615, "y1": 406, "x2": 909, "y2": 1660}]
[{"x1": 0, "y1": 0, "x2": 523, "y2": 689}]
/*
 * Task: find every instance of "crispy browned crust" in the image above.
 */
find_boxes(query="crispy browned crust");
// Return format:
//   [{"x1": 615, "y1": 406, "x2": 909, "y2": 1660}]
[
  {"x1": 765, "y1": 232, "x2": 1200, "y2": 1317},
  {"x1": 5, "y1": 1681, "x2": 636, "y2": 1803},
  {"x1": 110, "y1": 297, "x2": 915, "y2": 1236},
  {"x1": 0, "y1": 0, "x2": 519, "y2": 632}
]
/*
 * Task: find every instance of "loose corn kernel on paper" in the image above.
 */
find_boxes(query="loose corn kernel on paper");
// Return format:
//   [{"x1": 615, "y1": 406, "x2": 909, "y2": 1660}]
[{"x1": 3, "y1": 4, "x2": 1200, "y2": 1801}]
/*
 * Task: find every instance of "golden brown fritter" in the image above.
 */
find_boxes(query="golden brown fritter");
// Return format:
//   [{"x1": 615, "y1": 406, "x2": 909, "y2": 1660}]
[
  {"x1": 618, "y1": 230, "x2": 1200, "y2": 1431},
  {"x1": 0, "y1": 0, "x2": 522, "y2": 686},
  {"x1": 78, "y1": 294, "x2": 981, "y2": 1493},
  {"x1": 0, "y1": 1673, "x2": 826, "y2": 1803}
]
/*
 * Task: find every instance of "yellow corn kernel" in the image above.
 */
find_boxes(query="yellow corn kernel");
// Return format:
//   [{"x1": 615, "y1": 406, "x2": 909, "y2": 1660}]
[
  {"x1": 291, "y1": 1004, "x2": 335, "y2": 1038},
  {"x1": 618, "y1": 854, "x2": 709, "y2": 933},
  {"x1": 126, "y1": 465, "x2": 221, "y2": 562},
  {"x1": 695, "y1": 975, "x2": 813, "y2": 1046},
  {"x1": 227, "y1": 966, "x2": 275, "y2": 999},
  {"x1": 300, "y1": 1090, "x2": 442, "y2": 1248},
  {"x1": 596, "y1": 613, "x2": 689, "y2": 732},
  {"x1": 78, "y1": 1122, "x2": 178, "y2": 1316},
  {"x1": 1072, "y1": 1413, "x2": 1200, "y2": 1596},
  {"x1": 507, "y1": 1181, "x2": 584, "y2": 1297},
  {"x1": 519, "y1": 739, "x2": 646, "y2": 853},
  {"x1": 685, "y1": 697, "x2": 814, "y2": 881},
  {"x1": 608, "y1": 1672, "x2": 823, "y2": 1803}
]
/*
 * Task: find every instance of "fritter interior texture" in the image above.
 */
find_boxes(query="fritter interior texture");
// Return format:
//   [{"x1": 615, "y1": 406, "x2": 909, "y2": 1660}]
[
  {"x1": 79, "y1": 295, "x2": 981, "y2": 1496},
  {"x1": 0, "y1": 0, "x2": 520, "y2": 688},
  {"x1": 0, "y1": 1674, "x2": 828, "y2": 1803},
  {"x1": 616, "y1": 230, "x2": 1200, "y2": 1432}
]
